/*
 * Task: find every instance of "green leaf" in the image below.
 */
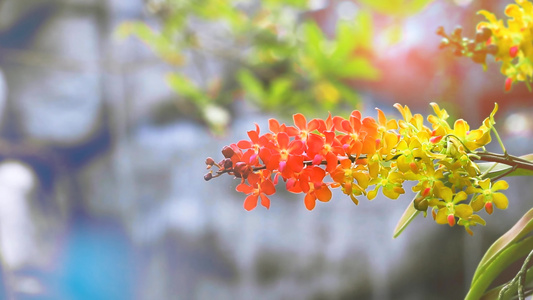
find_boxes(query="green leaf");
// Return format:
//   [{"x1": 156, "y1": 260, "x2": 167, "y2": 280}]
[
  {"x1": 478, "y1": 154, "x2": 533, "y2": 178},
  {"x1": 334, "y1": 22, "x2": 359, "y2": 59},
  {"x1": 358, "y1": 0, "x2": 434, "y2": 16},
  {"x1": 302, "y1": 22, "x2": 325, "y2": 58},
  {"x1": 352, "y1": 11, "x2": 373, "y2": 50},
  {"x1": 393, "y1": 192, "x2": 421, "y2": 238},
  {"x1": 333, "y1": 11, "x2": 373, "y2": 59},
  {"x1": 333, "y1": 57, "x2": 381, "y2": 79},
  {"x1": 116, "y1": 21, "x2": 184, "y2": 65},
  {"x1": 466, "y1": 235, "x2": 533, "y2": 300},
  {"x1": 166, "y1": 73, "x2": 207, "y2": 106},
  {"x1": 267, "y1": 77, "x2": 293, "y2": 107},
  {"x1": 472, "y1": 208, "x2": 533, "y2": 283},
  {"x1": 237, "y1": 69, "x2": 265, "y2": 105},
  {"x1": 263, "y1": 0, "x2": 308, "y2": 8},
  {"x1": 333, "y1": 81, "x2": 361, "y2": 106}
]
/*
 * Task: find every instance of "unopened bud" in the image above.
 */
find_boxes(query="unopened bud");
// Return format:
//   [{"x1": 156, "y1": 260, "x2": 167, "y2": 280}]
[
  {"x1": 472, "y1": 51, "x2": 487, "y2": 64},
  {"x1": 205, "y1": 157, "x2": 215, "y2": 166},
  {"x1": 486, "y1": 44, "x2": 498, "y2": 55},
  {"x1": 475, "y1": 27, "x2": 492, "y2": 42},
  {"x1": 485, "y1": 202, "x2": 494, "y2": 215},
  {"x1": 409, "y1": 162, "x2": 419, "y2": 173},
  {"x1": 204, "y1": 173, "x2": 213, "y2": 181},
  {"x1": 447, "y1": 214, "x2": 456, "y2": 227},
  {"x1": 439, "y1": 38, "x2": 449, "y2": 49},
  {"x1": 414, "y1": 197, "x2": 428, "y2": 211},
  {"x1": 430, "y1": 135, "x2": 443, "y2": 144},
  {"x1": 422, "y1": 187, "x2": 431, "y2": 198},
  {"x1": 234, "y1": 162, "x2": 250, "y2": 179},
  {"x1": 222, "y1": 146, "x2": 235, "y2": 158},
  {"x1": 505, "y1": 77, "x2": 513, "y2": 92},
  {"x1": 481, "y1": 27, "x2": 492, "y2": 40},
  {"x1": 223, "y1": 158, "x2": 233, "y2": 169},
  {"x1": 509, "y1": 45, "x2": 519, "y2": 58},
  {"x1": 452, "y1": 26, "x2": 463, "y2": 37}
]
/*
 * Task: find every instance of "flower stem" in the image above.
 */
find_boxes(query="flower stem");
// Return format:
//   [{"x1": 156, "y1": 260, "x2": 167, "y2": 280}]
[
  {"x1": 475, "y1": 152, "x2": 533, "y2": 172},
  {"x1": 491, "y1": 125, "x2": 507, "y2": 155}
]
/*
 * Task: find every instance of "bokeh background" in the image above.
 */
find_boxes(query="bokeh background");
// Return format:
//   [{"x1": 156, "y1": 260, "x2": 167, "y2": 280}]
[{"x1": 0, "y1": 0, "x2": 532, "y2": 299}]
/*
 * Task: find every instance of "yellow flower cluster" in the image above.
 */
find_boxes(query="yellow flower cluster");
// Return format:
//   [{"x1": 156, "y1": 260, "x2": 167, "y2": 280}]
[
  {"x1": 477, "y1": 0, "x2": 533, "y2": 90},
  {"x1": 382, "y1": 103, "x2": 507, "y2": 235}
]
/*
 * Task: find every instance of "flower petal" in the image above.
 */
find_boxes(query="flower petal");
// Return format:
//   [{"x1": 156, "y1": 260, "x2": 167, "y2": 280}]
[
  {"x1": 453, "y1": 119, "x2": 469, "y2": 138},
  {"x1": 471, "y1": 195, "x2": 485, "y2": 211},
  {"x1": 455, "y1": 204, "x2": 473, "y2": 219},
  {"x1": 236, "y1": 183, "x2": 254, "y2": 194},
  {"x1": 304, "y1": 193, "x2": 316, "y2": 210},
  {"x1": 293, "y1": 113, "x2": 307, "y2": 130},
  {"x1": 260, "y1": 194, "x2": 270, "y2": 209},
  {"x1": 269, "y1": 118, "x2": 281, "y2": 133},
  {"x1": 243, "y1": 194, "x2": 258, "y2": 211},
  {"x1": 492, "y1": 180, "x2": 509, "y2": 192},
  {"x1": 277, "y1": 132, "x2": 289, "y2": 149},
  {"x1": 261, "y1": 179, "x2": 276, "y2": 195},
  {"x1": 315, "y1": 186, "x2": 332, "y2": 202},
  {"x1": 435, "y1": 209, "x2": 447, "y2": 224},
  {"x1": 493, "y1": 193, "x2": 509, "y2": 210}
]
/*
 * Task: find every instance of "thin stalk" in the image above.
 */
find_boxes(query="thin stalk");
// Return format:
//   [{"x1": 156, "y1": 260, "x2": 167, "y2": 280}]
[
  {"x1": 491, "y1": 126, "x2": 507, "y2": 155},
  {"x1": 209, "y1": 151, "x2": 533, "y2": 179}
]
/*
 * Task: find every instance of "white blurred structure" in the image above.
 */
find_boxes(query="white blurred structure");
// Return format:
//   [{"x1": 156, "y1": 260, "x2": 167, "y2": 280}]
[{"x1": 0, "y1": 160, "x2": 37, "y2": 269}]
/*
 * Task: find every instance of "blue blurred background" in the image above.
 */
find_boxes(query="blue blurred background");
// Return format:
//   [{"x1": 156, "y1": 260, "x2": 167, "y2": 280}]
[{"x1": 0, "y1": 0, "x2": 532, "y2": 299}]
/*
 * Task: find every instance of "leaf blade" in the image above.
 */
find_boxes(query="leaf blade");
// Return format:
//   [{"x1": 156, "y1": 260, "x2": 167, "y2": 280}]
[{"x1": 393, "y1": 192, "x2": 421, "y2": 238}]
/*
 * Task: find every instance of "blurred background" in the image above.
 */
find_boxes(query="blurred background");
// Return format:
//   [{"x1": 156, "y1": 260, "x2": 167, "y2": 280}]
[{"x1": 0, "y1": 0, "x2": 532, "y2": 299}]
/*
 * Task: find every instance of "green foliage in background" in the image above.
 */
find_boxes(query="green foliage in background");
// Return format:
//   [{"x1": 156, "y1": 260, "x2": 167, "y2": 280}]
[{"x1": 117, "y1": 0, "x2": 386, "y2": 133}]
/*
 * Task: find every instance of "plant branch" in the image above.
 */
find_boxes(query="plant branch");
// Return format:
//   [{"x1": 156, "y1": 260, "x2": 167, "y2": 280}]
[{"x1": 475, "y1": 152, "x2": 533, "y2": 172}]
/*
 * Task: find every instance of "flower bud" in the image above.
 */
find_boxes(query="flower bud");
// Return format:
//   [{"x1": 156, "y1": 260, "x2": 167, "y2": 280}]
[
  {"x1": 509, "y1": 45, "x2": 519, "y2": 58},
  {"x1": 205, "y1": 157, "x2": 215, "y2": 166},
  {"x1": 223, "y1": 158, "x2": 233, "y2": 169},
  {"x1": 505, "y1": 77, "x2": 513, "y2": 92},
  {"x1": 439, "y1": 39, "x2": 449, "y2": 49},
  {"x1": 436, "y1": 26, "x2": 445, "y2": 36},
  {"x1": 222, "y1": 146, "x2": 235, "y2": 158},
  {"x1": 430, "y1": 135, "x2": 443, "y2": 144},
  {"x1": 204, "y1": 173, "x2": 213, "y2": 181},
  {"x1": 409, "y1": 162, "x2": 419, "y2": 173},
  {"x1": 486, "y1": 44, "x2": 498, "y2": 55},
  {"x1": 452, "y1": 26, "x2": 463, "y2": 37},
  {"x1": 471, "y1": 51, "x2": 487, "y2": 64},
  {"x1": 485, "y1": 202, "x2": 494, "y2": 215},
  {"x1": 447, "y1": 214, "x2": 456, "y2": 227},
  {"x1": 414, "y1": 197, "x2": 428, "y2": 212},
  {"x1": 481, "y1": 27, "x2": 492, "y2": 39},
  {"x1": 422, "y1": 187, "x2": 431, "y2": 198},
  {"x1": 475, "y1": 27, "x2": 492, "y2": 42},
  {"x1": 233, "y1": 162, "x2": 251, "y2": 179}
]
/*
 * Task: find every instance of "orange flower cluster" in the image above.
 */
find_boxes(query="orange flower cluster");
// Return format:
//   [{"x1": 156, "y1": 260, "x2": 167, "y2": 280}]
[{"x1": 205, "y1": 103, "x2": 508, "y2": 234}]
